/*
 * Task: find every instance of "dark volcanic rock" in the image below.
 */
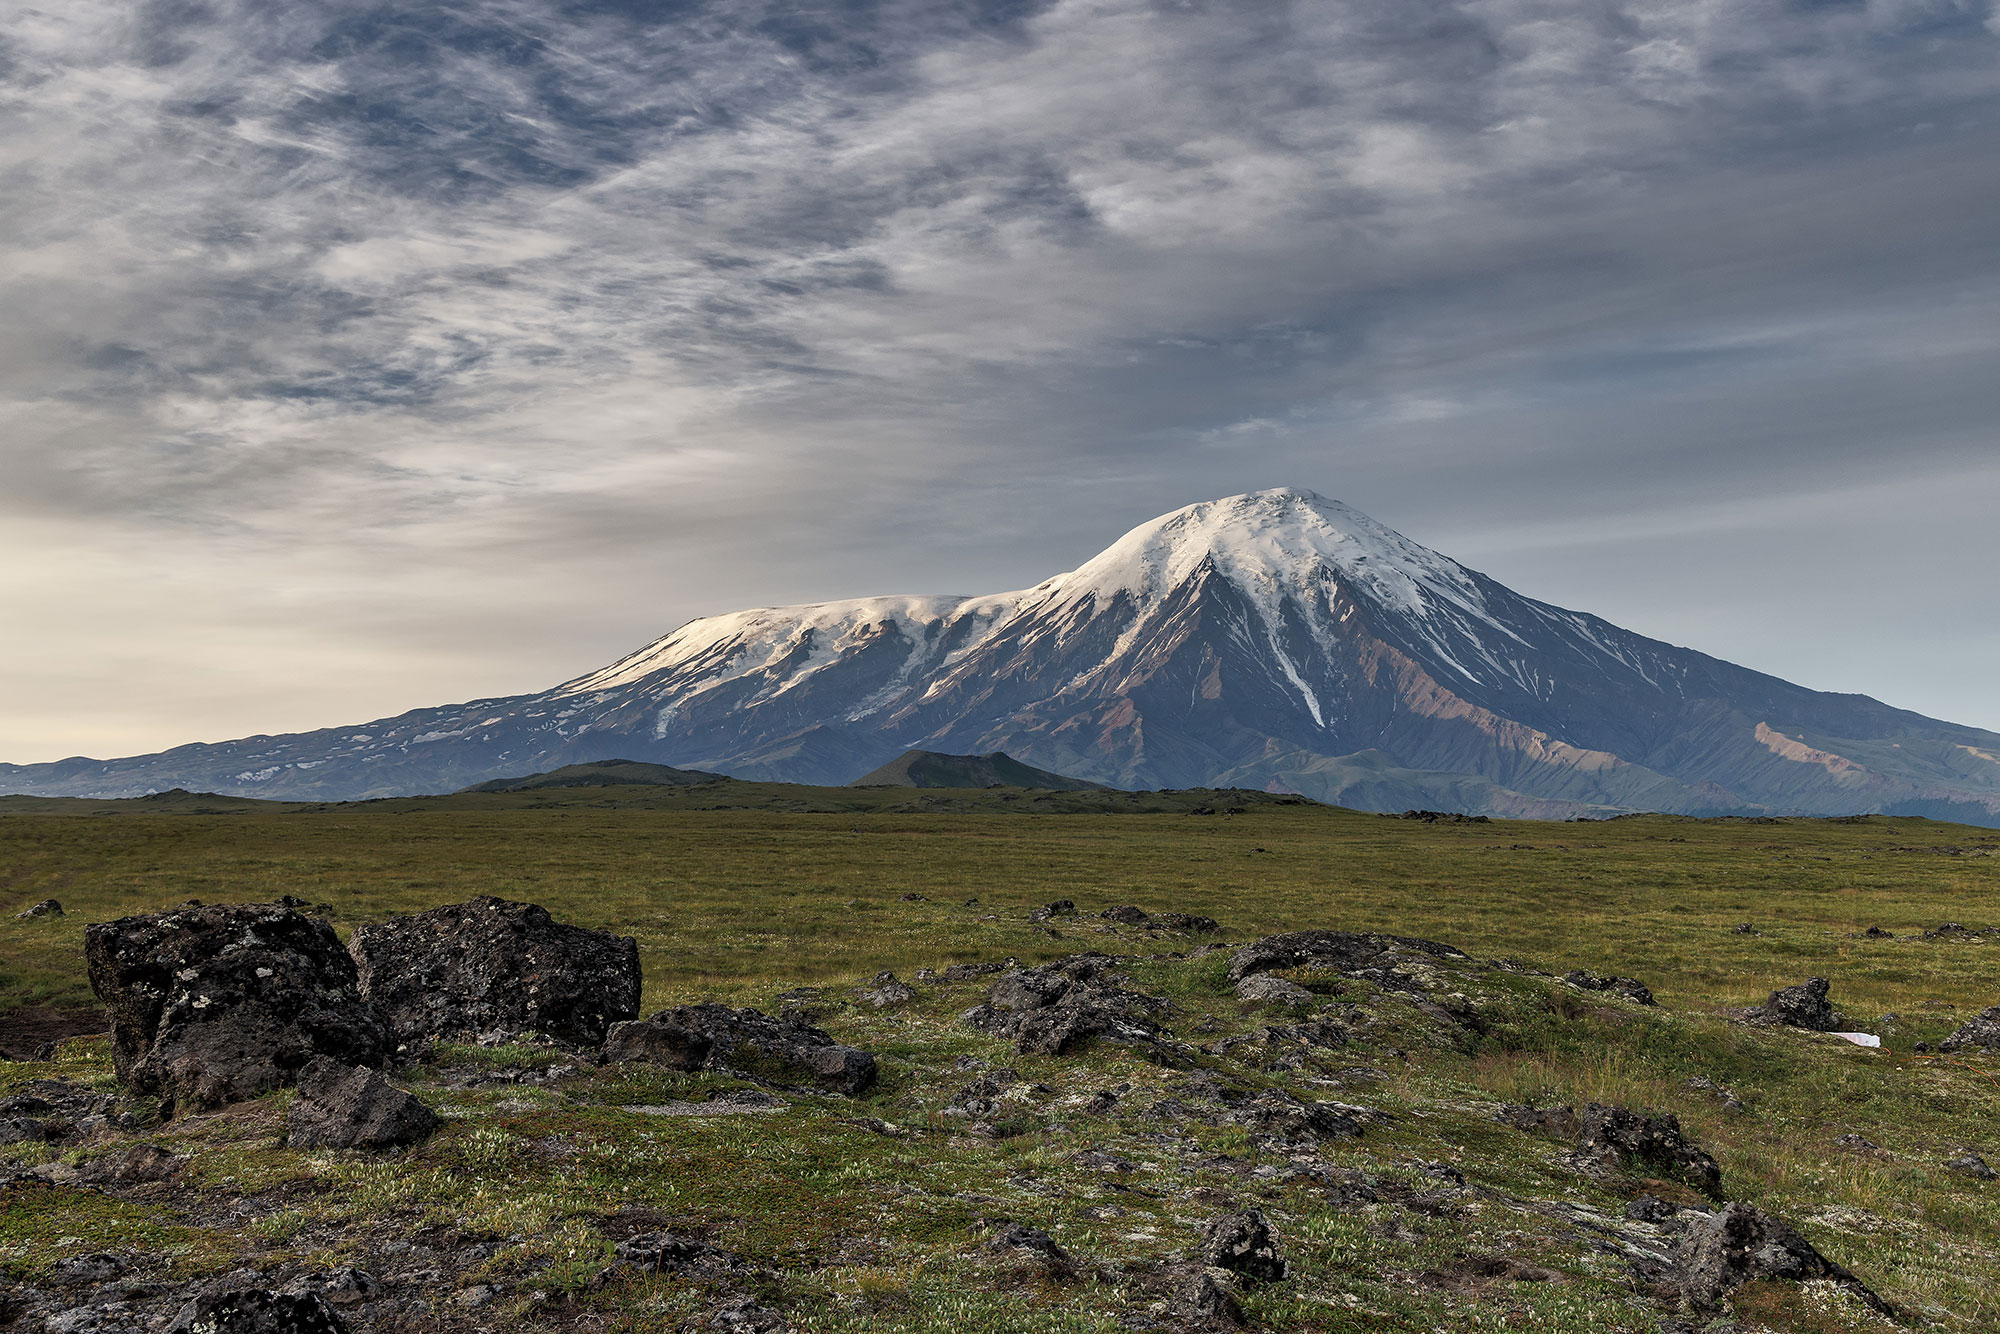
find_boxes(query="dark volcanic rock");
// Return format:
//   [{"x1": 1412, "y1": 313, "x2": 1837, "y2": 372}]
[
  {"x1": 1029, "y1": 900, "x2": 1077, "y2": 922},
  {"x1": 349, "y1": 897, "x2": 640, "y2": 1051},
  {"x1": 1945, "y1": 1149, "x2": 1997, "y2": 1180},
  {"x1": 651, "y1": 1004, "x2": 877, "y2": 1094},
  {"x1": 1742, "y1": 977, "x2": 1842, "y2": 1031},
  {"x1": 1228, "y1": 931, "x2": 1468, "y2": 991},
  {"x1": 1155, "y1": 912, "x2": 1221, "y2": 933},
  {"x1": 602, "y1": 1017, "x2": 712, "y2": 1069},
  {"x1": 1169, "y1": 1267, "x2": 1245, "y2": 1327},
  {"x1": 285, "y1": 1057, "x2": 440, "y2": 1150},
  {"x1": 1199, "y1": 1209, "x2": 1287, "y2": 1282},
  {"x1": 1570, "y1": 1104, "x2": 1721, "y2": 1195},
  {"x1": 1496, "y1": 1104, "x2": 1580, "y2": 1137},
  {"x1": 961, "y1": 954, "x2": 1187, "y2": 1062},
  {"x1": 15, "y1": 898, "x2": 62, "y2": 919},
  {"x1": 85, "y1": 902, "x2": 386, "y2": 1113},
  {"x1": 1674, "y1": 1202, "x2": 1890, "y2": 1316},
  {"x1": 1100, "y1": 905, "x2": 1153, "y2": 926},
  {"x1": 165, "y1": 1288, "x2": 349, "y2": 1333},
  {"x1": 983, "y1": 1221, "x2": 1077, "y2": 1275},
  {"x1": 1564, "y1": 970, "x2": 1656, "y2": 1006},
  {"x1": 1941, "y1": 1005, "x2": 2000, "y2": 1052}
]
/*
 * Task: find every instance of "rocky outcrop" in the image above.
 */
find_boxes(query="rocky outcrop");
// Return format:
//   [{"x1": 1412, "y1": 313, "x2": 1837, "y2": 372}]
[
  {"x1": 1199, "y1": 1209, "x2": 1287, "y2": 1282},
  {"x1": 1228, "y1": 931, "x2": 1468, "y2": 992},
  {"x1": 15, "y1": 898, "x2": 61, "y2": 919},
  {"x1": 602, "y1": 1016, "x2": 712, "y2": 1069},
  {"x1": 648, "y1": 1004, "x2": 877, "y2": 1094},
  {"x1": 1673, "y1": 1202, "x2": 1890, "y2": 1316},
  {"x1": 961, "y1": 954, "x2": 1188, "y2": 1063},
  {"x1": 349, "y1": 897, "x2": 640, "y2": 1051},
  {"x1": 1941, "y1": 1005, "x2": 2000, "y2": 1052},
  {"x1": 1569, "y1": 1103, "x2": 1721, "y2": 1194},
  {"x1": 1742, "y1": 977, "x2": 1842, "y2": 1031},
  {"x1": 1234, "y1": 974, "x2": 1313, "y2": 1007},
  {"x1": 84, "y1": 903, "x2": 386, "y2": 1113},
  {"x1": 1564, "y1": 970, "x2": 1656, "y2": 1006},
  {"x1": 165, "y1": 1288, "x2": 350, "y2": 1333},
  {"x1": 285, "y1": 1057, "x2": 441, "y2": 1150}
]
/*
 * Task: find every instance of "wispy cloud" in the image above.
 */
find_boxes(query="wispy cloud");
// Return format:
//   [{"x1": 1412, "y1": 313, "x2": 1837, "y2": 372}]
[{"x1": 3, "y1": 0, "x2": 1998, "y2": 757}]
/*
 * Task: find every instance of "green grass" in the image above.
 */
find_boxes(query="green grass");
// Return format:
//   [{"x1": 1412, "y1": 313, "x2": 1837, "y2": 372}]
[{"x1": 3, "y1": 799, "x2": 1998, "y2": 1332}]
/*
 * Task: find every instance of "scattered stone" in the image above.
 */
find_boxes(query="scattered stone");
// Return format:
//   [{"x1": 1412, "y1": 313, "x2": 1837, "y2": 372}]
[
  {"x1": 1569, "y1": 1103, "x2": 1721, "y2": 1194},
  {"x1": 1922, "y1": 922, "x2": 1998, "y2": 940},
  {"x1": 1198, "y1": 1208, "x2": 1287, "y2": 1282},
  {"x1": 1731, "y1": 923, "x2": 1758, "y2": 934},
  {"x1": 165, "y1": 1288, "x2": 350, "y2": 1333},
  {"x1": 349, "y1": 897, "x2": 641, "y2": 1051},
  {"x1": 1833, "y1": 1133, "x2": 1889, "y2": 1158},
  {"x1": 1742, "y1": 977, "x2": 1843, "y2": 1031},
  {"x1": 14, "y1": 898, "x2": 61, "y2": 919},
  {"x1": 1623, "y1": 1195, "x2": 1682, "y2": 1223},
  {"x1": 856, "y1": 971, "x2": 918, "y2": 1007},
  {"x1": 602, "y1": 1015, "x2": 713, "y2": 1069},
  {"x1": 961, "y1": 954, "x2": 1187, "y2": 1063},
  {"x1": 1228, "y1": 930, "x2": 1468, "y2": 994},
  {"x1": 285, "y1": 1057, "x2": 441, "y2": 1150},
  {"x1": 1940, "y1": 1005, "x2": 2000, "y2": 1052},
  {"x1": 1674, "y1": 1202, "x2": 1890, "y2": 1316},
  {"x1": 1100, "y1": 906, "x2": 1153, "y2": 926},
  {"x1": 453, "y1": 1285, "x2": 496, "y2": 1308},
  {"x1": 1683, "y1": 1075, "x2": 1746, "y2": 1113},
  {"x1": 706, "y1": 1294, "x2": 789, "y2": 1331},
  {"x1": 1030, "y1": 900, "x2": 1077, "y2": 922},
  {"x1": 650, "y1": 1003, "x2": 877, "y2": 1094},
  {"x1": 85, "y1": 902, "x2": 387, "y2": 1113},
  {"x1": 1861, "y1": 926, "x2": 1894, "y2": 938},
  {"x1": 1944, "y1": 1149, "x2": 1997, "y2": 1180},
  {"x1": 1234, "y1": 974, "x2": 1312, "y2": 1007},
  {"x1": 1155, "y1": 913, "x2": 1221, "y2": 933},
  {"x1": 1563, "y1": 970, "x2": 1656, "y2": 1006},
  {"x1": 982, "y1": 1221, "x2": 1077, "y2": 1275}
]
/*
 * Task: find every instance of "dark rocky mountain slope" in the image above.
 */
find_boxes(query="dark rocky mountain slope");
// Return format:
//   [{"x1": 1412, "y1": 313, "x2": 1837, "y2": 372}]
[{"x1": 7, "y1": 487, "x2": 2000, "y2": 822}]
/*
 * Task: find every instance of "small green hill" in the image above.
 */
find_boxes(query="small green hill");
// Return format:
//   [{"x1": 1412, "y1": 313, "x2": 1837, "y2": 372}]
[
  {"x1": 847, "y1": 749, "x2": 1106, "y2": 790},
  {"x1": 457, "y1": 758, "x2": 723, "y2": 792}
]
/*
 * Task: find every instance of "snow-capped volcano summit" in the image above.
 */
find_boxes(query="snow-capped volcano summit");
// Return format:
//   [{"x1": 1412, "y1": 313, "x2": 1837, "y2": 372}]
[{"x1": 9, "y1": 489, "x2": 2000, "y2": 823}]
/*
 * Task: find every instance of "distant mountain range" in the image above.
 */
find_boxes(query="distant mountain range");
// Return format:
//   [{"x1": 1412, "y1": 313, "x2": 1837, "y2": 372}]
[{"x1": 8, "y1": 487, "x2": 2000, "y2": 823}]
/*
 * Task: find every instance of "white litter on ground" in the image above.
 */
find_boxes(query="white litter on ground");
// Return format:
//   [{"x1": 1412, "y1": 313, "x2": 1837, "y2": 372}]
[{"x1": 1830, "y1": 1032, "x2": 1881, "y2": 1048}]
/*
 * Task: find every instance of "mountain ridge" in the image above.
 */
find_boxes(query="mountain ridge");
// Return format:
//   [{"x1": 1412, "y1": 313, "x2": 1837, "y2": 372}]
[{"x1": 7, "y1": 487, "x2": 2000, "y2": 823}]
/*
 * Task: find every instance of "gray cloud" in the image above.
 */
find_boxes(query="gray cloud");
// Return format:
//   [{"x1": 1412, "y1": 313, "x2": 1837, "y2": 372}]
[{"x1": 3, "y1": 0, "x2": 1998, "y2": 759}]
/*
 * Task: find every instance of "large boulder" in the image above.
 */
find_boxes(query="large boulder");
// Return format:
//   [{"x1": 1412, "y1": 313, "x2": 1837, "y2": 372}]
[
  {"x1": 1743, "y1": 977, "x2": 1842, "y2": 1031},
  {"x1": 1940, "y1": 1005, "x2": 2000, "y2": 1052},
  {"x1": 349, "y1": 897, "x2": 640, "y2": 1051},
  {"x1": 1674, "y1": 1202, "x2": 1890, "y2": 1316},
  {"x1": 650, "y1": 1003, "x2": 877, "y2": 1094},
  {"x1": 84, "y1": 903, "x2": 386, "y2": 1114},
  {"x1": 285, "y1": 1057, "x2": 441, "y2": 1150}
]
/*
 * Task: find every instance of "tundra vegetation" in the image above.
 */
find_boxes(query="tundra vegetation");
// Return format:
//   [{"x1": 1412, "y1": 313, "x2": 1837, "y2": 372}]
[{"x1": 1, "y1": 788, "x2": 1998, "y2": 1332}]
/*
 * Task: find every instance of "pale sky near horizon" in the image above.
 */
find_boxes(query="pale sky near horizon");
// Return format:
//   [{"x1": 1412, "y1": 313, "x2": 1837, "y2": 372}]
[{"x1": 4, "y1": 0, "x2": 1998, "y2": 764}]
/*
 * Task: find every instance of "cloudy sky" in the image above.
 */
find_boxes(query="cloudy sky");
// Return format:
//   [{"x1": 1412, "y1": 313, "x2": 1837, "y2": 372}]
[{"x1": 3, "y1": 0, "x2": 1998, "y2": 762}]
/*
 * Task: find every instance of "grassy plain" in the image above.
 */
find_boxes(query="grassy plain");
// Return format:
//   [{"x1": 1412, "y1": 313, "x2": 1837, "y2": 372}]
[{"x1": 3, "y1": 795, "x2": 1999, "y2": 1332}]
